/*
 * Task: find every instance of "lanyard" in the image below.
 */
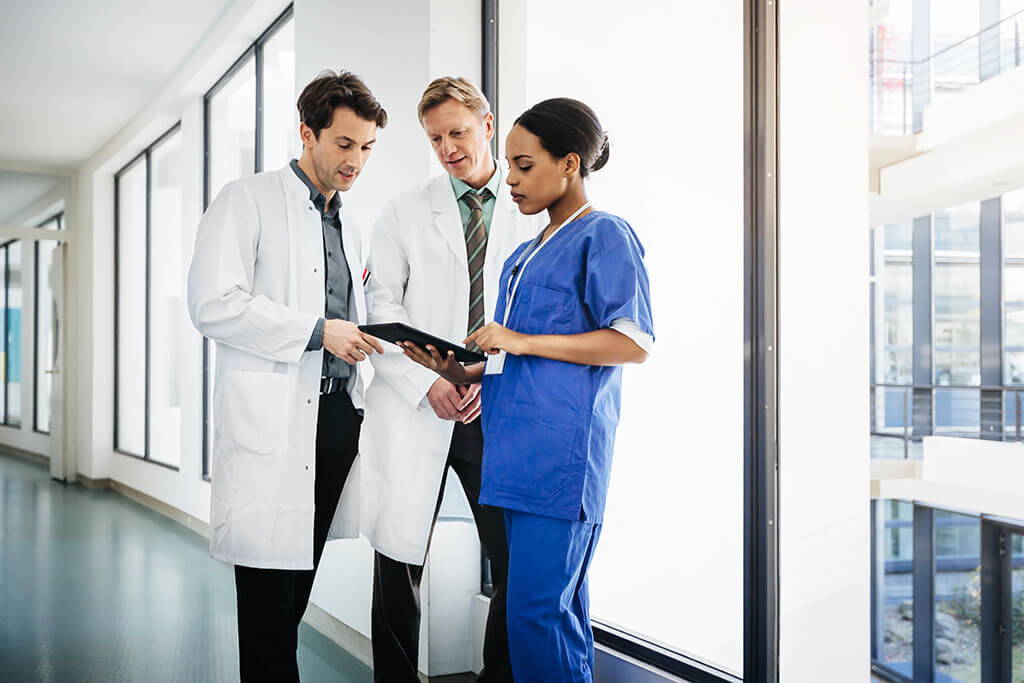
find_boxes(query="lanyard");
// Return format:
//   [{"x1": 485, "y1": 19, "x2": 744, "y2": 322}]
[{"x1": 501, "y1": 202, "x2": 592, "y2": 327}]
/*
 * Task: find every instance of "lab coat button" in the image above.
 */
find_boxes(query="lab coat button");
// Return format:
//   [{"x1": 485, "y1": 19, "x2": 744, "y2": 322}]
[{"x1": 307, "y1": 398, "x2": 312, "y2": 404}]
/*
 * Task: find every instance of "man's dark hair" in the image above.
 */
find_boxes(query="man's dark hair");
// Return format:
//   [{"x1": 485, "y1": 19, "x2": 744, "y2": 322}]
[{"x1": 297, "y1": 70, "x2": 388, "y2": 138}]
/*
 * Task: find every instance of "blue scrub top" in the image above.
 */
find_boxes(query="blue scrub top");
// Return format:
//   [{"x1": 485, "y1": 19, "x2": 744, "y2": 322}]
[{"x1": 479, "y1": 211, "x2": 654, "y2": 522}]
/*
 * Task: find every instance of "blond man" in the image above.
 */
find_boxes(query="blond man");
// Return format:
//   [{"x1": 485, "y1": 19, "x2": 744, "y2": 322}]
[{"x1": 360, "y1": 77, "x2": 540, "y2": 682}]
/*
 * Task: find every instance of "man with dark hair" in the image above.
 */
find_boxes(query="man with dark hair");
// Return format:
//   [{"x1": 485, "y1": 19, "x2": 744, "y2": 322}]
[{"x1": 187, "y1": 70, "x2": 386, "y2": 682}]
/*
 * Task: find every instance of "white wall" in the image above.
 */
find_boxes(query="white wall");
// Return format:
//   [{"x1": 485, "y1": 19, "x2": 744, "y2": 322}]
[{"x1": 779, "y1": 1, "x2": 870, "y2": 681}]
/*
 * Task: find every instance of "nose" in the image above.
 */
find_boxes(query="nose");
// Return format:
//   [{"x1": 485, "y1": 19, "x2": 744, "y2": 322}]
[{"x1": 444, "y1": 138, "x2": 458, "y2": 157}]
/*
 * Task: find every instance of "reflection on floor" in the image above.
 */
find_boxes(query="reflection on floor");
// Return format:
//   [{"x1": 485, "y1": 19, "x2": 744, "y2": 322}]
[{"x1": 0, "y1": 452, "x2": 372, "y2": 683}]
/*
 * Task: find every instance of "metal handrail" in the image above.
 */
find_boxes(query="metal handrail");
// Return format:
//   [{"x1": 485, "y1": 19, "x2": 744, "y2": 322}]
[
  {"x1": 873, "y1": 8, "x2": 1024, "y2": 67},
  {"x1": 870, "y1": 383, "x2": 1024, "y2": 459}
]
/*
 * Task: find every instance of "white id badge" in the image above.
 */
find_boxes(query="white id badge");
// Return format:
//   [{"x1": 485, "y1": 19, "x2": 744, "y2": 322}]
[{"x1": 484, "y1": 350, "x2": 507, "y2": 375}]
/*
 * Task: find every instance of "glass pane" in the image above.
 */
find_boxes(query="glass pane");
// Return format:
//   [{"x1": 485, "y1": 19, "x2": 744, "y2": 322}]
[
  {"x1": 932, "y1": 0, "x2": 981, "y2": 100},
  {"x1": 934, "y1": 202, "x2": 980, "y2": 386},
  {"x1": 934, "y1": 388, "x2": 981, "y2": 438},
  {"x1": 260, "y1": 18, "x2": 297, "y2": 171},
  {"x1": 870, "y1": 0, "x2": 913, "y2": 134},
  {"x1": 1006, "y1": 190, "x2": 1024, "y2": 383},
  {"x1": 878, "y1": 251, "x2": 912, "y2": 384},
  {"x1": 34, "y1": 241, "x2": 57, "y2": 433},
  {"x1": 1011, "y1": 532, "x2": 1024, "y2": 677},
  {"x1": 116, "y1": 159, "x2": 147, "y2": 455},
  {"x1": 499, "y1": 0, "x2": 744, "y2": 671},
  {"x1": 880, "y1": 501, "x2": 914, "y2": 674},
  {"x1": 0, "y1": 248, "x2": 7, "y2": 421},
  {"x1": 5, "y1": 241, "x2": 23, "y2": 428},
  {"x1": 934, "y1": 511, "x2": 981, "y2": 681},
  {"x1": 208, "y1": 56, "x2": 256, "y2": 202},
  {"x1": 149, "y1": 130, "x2": 185, "y2": 468}
]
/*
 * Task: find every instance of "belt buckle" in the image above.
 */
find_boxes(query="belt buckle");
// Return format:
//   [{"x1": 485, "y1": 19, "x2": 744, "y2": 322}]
[{"x1": 320, "y1": 376, "x2": 343, "y2": 395}]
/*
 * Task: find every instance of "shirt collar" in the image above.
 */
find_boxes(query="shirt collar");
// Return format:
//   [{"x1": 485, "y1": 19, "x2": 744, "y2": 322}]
[
  {"x1": 450, "y1": 161, "x2": 501, "y2": 201},
  {"x1": 290, "y1": 159, "x2": 341, "y2": 218}
]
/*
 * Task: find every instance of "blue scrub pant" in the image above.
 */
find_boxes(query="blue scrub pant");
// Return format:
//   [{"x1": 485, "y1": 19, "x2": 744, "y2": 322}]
[{"x1": 504, "y1": 509, "x2": 602, "y2": 683}]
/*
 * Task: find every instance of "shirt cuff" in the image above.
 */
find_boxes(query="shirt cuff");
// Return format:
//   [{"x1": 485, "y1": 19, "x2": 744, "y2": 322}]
[
  {"x1": 610, "y1": 318, "x2": 654, "y2": 354},
  {"x1": 307, "y1": 318, "x2": 325, "y2": 351}
]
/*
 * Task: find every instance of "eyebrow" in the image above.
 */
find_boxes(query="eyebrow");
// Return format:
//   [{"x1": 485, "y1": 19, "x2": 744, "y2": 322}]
[
  {"x1": 510, "y1": 154, "x2": 533, "y2": 161},
  {"x1": 335, "y1": 135, "x2": 376, "y2": 145}
]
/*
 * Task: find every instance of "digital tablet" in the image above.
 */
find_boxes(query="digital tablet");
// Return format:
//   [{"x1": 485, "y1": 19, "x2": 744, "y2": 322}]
[{"x1": 359, "y1": 322, "x2": 487, "y2": 364}]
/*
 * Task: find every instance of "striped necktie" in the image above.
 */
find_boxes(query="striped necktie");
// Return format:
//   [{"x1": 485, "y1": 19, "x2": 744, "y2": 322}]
[{"x1": 460, "y1": 189, "x2": 491, "y2": 346}]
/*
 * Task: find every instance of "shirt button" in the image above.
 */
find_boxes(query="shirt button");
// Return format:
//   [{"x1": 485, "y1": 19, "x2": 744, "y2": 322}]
[
  {"x1": 328, "y1": 252, "x2": 332, "y2": 258},
  {"x1": 328, "y1": 288, "x2": 333, "y2": 294}
]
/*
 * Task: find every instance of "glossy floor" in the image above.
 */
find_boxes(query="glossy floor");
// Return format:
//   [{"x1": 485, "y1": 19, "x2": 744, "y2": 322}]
[{"x1": 0, "y1": 452, "x2": 372, "y2": 682}]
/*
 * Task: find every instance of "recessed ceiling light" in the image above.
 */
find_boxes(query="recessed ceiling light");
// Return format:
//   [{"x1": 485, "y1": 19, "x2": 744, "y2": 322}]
[{"x1": 994, "y1": 181, "x2": 1010, "y2": 187}]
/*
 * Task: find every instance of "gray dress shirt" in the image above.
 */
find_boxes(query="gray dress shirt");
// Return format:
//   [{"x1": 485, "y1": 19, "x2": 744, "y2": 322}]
[{"x1": 291, "y1": 159, "x2": 353, "y2": 379}]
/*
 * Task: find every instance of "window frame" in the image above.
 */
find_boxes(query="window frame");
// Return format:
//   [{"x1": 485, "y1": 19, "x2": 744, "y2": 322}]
[
  {"x1": 201, "y1": 3, "x2": 294, "y2": 481},
  {"x1": 33, "y1": 211, "x2": 62, "y2": 434},
  {"x1": 113, "y1": 122, "x2": 183, "y2": 470}
]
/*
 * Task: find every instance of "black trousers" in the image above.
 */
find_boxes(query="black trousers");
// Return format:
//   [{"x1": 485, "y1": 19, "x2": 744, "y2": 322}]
[
  {"x1": 371, "y1": 419, "x2": 512, "y2": 683},
  {"x1": 234, "y1": 390, "x2": 361, "y2": 683}
]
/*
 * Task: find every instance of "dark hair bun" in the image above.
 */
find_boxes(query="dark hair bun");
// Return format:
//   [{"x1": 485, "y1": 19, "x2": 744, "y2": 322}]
[
  {"x1": 514, "y1": 98, "x2": 609, "y2": 177},
  {"x1": 589, "y1": 134, "x2": 610, "y2": 173}
]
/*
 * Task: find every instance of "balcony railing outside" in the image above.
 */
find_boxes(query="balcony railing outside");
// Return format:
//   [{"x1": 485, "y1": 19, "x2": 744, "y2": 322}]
[
  {"x1": 870, "y1": 9, "x2": 1024, "y2": 134},
  {"x1": 870, "y1": 383, "x2": 1024, "y2": 459}
]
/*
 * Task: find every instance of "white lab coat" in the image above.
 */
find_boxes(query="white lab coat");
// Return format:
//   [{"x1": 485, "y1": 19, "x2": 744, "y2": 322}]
[
  {"x1": 360, "y1": 172, "x2": 542, "y2": 565},
  {"x1": 187, "y1": 165, "x2": 374, "y2": 570}
]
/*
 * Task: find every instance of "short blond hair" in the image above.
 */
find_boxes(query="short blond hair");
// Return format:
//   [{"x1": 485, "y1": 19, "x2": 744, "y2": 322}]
[{"x1": 417, "y1": 76, "x2": 490, "y2": 122}]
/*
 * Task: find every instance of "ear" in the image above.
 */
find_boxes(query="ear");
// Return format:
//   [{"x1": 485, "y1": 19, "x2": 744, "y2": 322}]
[
  {"x1": 299, "y1": 122, "x2": 316, "y2": 149},
  {"x1": 564, "y1": 152, "x2": 581, "y2": 178},
  {"x1": 482, "y1": 111, "x2": 495, "y2": 142}
]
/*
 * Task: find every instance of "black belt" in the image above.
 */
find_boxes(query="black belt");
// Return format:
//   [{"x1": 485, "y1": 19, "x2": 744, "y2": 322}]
[{"x1": 320, "y1": 376, "x2": 348, "y2": 395}]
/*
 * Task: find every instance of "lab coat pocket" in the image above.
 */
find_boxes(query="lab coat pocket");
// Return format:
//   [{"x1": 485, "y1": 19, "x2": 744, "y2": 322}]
[
  {"x1": 514, "y1": 283, "x2": 574, "y2": 335},
  {"x1": 220, "y1": 370, "x2": 289, "y2": 456}
]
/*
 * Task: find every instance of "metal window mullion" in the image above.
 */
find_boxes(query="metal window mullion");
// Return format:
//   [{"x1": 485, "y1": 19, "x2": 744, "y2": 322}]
[
  {"x1": 114, "y1": 174, "x2": 120, "y2": 449},
  {"x1": 32, "y1": 241, "x2": 39, "y2": 433},
  {"x1": 912, "y1": 504, "x2": 935, "y2": 682},
  {"x1": 482, "y1": 0, "x2": 498, "y2": 158},
  {"x1": 981, "y1": 197, "x2": 1003, "y2": 439},
  {"x1": 980, "y1": 520, "x2": 1010, "y2": 682},
  {"x1": 144, "y1": 150, "x2": 152, "y2": 460},
  {"x1": 743, "y1": 0, "x2": 779, "y2": 680},
  {"x1": 255, "y1": 41, "x2": 263, "y2": 173},
  {"x1": 913, "y1": 215, "x2": 933, "y2": 438}
]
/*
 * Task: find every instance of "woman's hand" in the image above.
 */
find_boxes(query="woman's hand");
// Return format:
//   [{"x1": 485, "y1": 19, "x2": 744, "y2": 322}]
[
  {"x1": 466, "y1": 322, "x2": 530, "y2": 356},
  {"x1": 400, "y1": 341, "x2": 472, "y2": 385}
]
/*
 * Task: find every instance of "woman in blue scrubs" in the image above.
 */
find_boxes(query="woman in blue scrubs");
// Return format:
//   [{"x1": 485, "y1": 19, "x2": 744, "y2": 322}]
[{"x1": 401, "y1": 97, "x2": 653, "y2": 682}]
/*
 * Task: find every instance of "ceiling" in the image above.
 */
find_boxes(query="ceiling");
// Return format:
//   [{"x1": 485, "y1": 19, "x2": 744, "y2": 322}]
[
  {"x1": 0, "y1": 170, "x2": 64, "y2": 225},
  {"x1": 0, "y1": 0, "x2": 234, "y2": 170}
]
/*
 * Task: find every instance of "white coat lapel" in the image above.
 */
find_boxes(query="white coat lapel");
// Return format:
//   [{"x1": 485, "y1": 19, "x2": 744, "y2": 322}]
[
  {"x1": 430, "y1": 175, "x2": 468, "y2": 267},
  {"x1": 280, "y1": 167, "x2": 324, "y2": 317}
]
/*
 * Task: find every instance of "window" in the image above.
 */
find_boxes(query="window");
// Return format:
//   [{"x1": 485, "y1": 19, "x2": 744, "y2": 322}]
[
  {"x1": 1012, "y1": 533, "x2": 1024, "y2": 677},
  {"x1": 878, "y1": 500, "x2": 914, "y2": 674},
  {"x1": 933, "y1": 511, "x2": 981, "y2": 680},
  {"x1": 1005, "y1": 189, "x2": 1024, "y2": 384},
  {"x1": 115, "y1": 157, "x2": 147, "y2": 456},
  {"x1": 934, "y1": 201, "x2": 981, "y2": 387},
  {"x1": 202, "y1": 6, "x2": 295, "y2": 478},
  {"x1": 114, "y1": 124, "x2": 183, "y2": 467},
  {"x1": 34, "y1": 213, "x2": 61, "y2": 433},
  {"x1": 499, "y1": 0, "x2": 745, "y2": 673},
  {"x1": 0, "y1": 241, "x2": 23, "y2": 428},
  {"x1": 148, "y1": 129, "x2": 186, "y2": 467}
]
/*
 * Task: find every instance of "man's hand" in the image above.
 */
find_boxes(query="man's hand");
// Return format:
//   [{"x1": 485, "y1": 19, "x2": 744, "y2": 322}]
[
  {"x1": 456, "y1": 383, "x2": 482, "y2": 424},
  {"x1": 427, "y1": 378, "x2": 465, "y2": 420},
  {"x1": 323, "y1": 319, "x2": 384, "y2": 364}
]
